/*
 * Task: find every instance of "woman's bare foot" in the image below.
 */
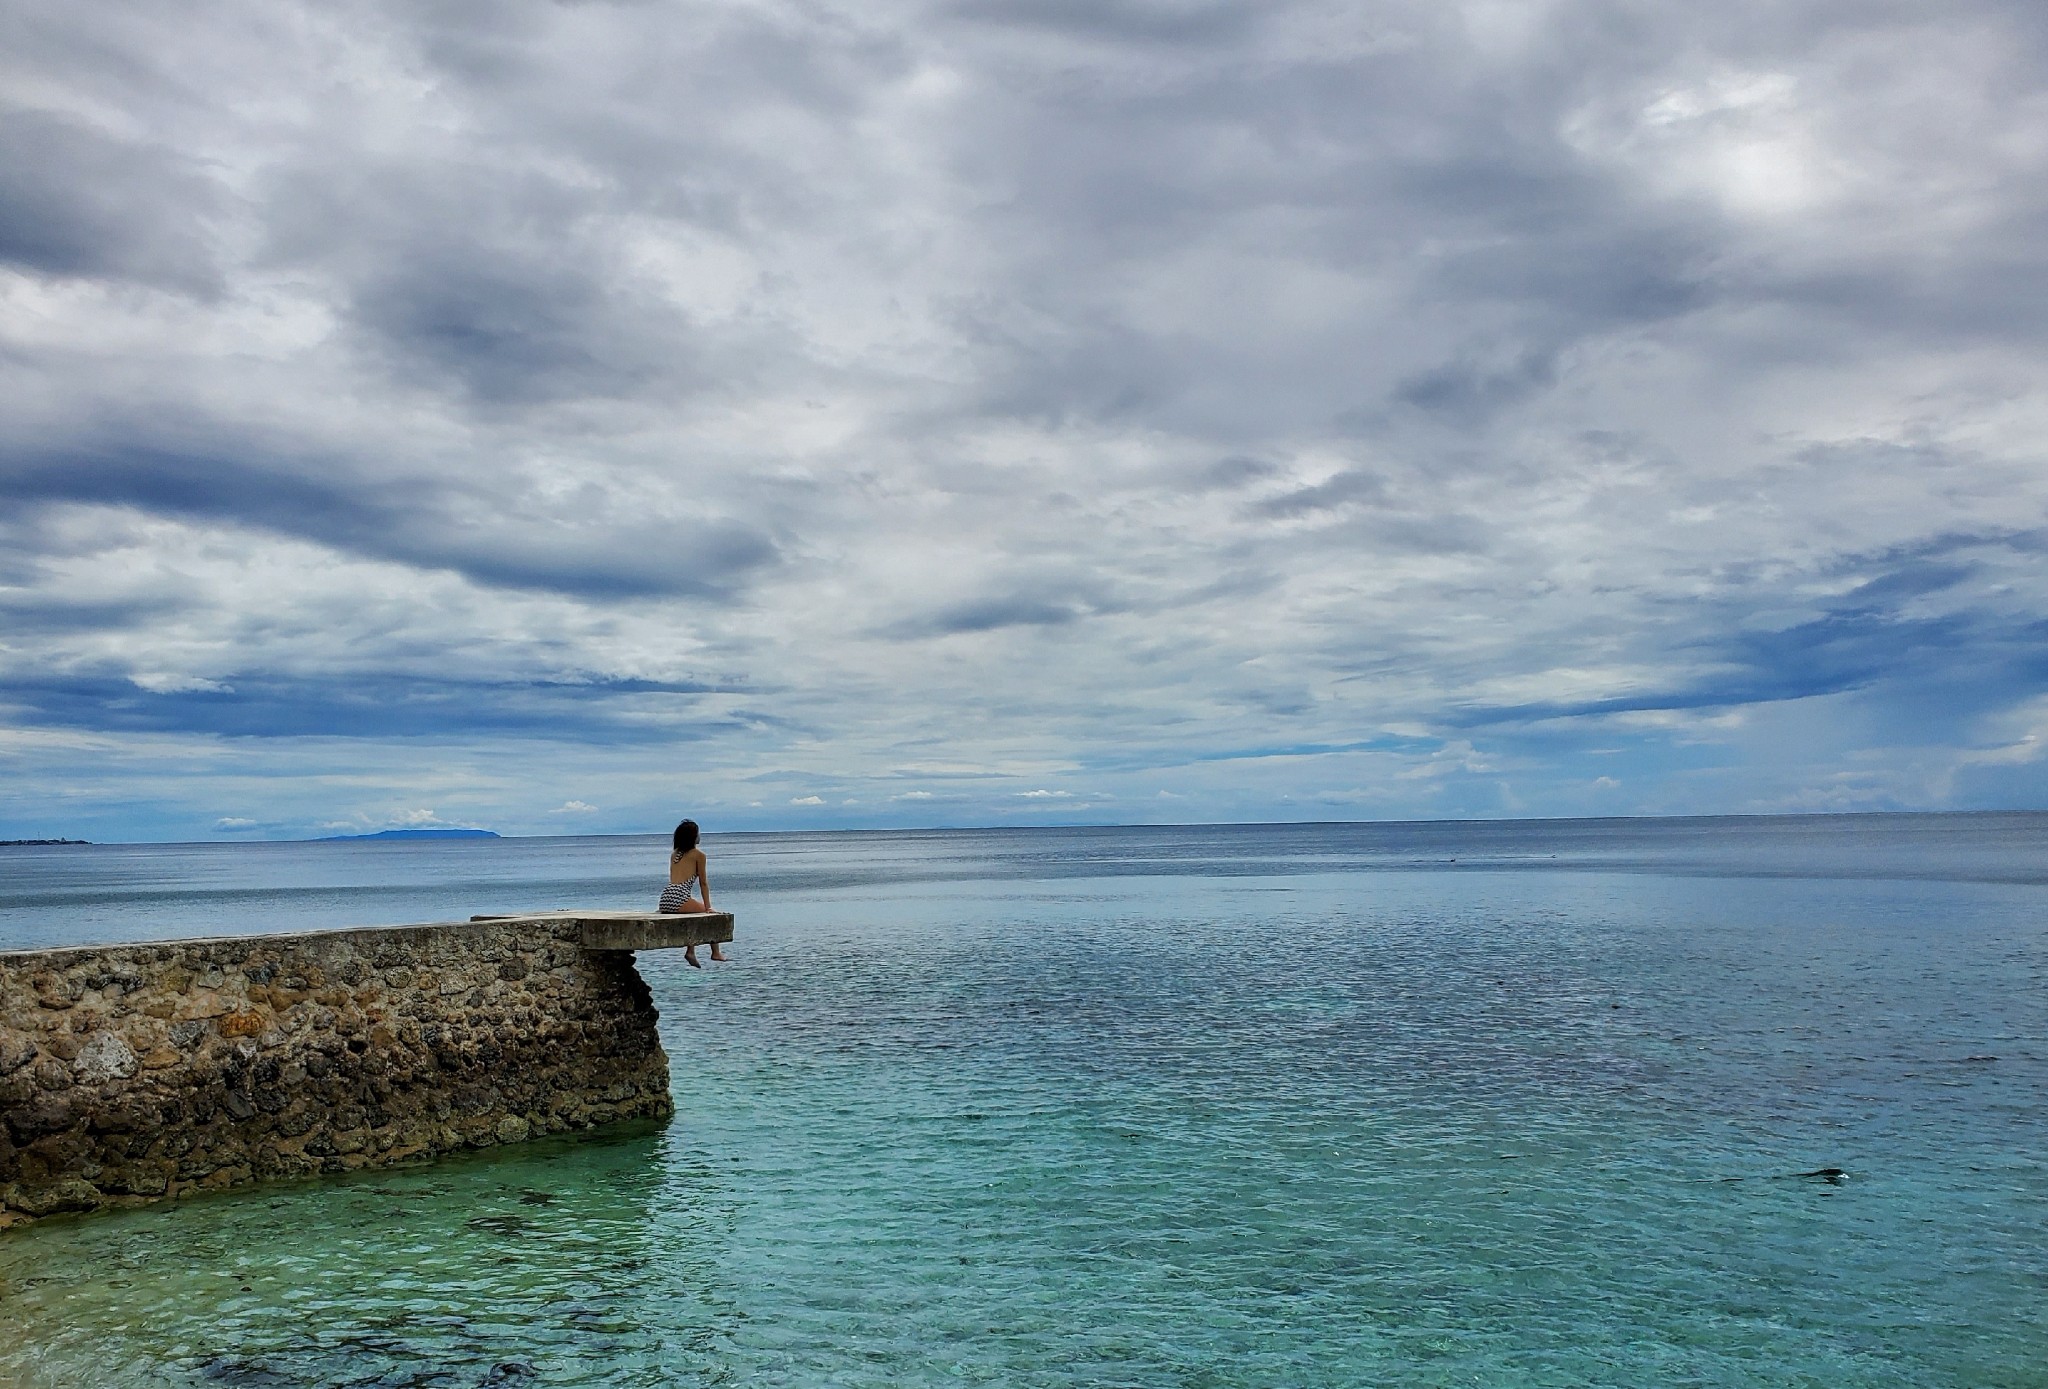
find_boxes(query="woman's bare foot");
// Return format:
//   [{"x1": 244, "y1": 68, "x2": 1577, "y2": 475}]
[
  {"x1": 684, "y1": 945, "x2": 702, "y2": 969},
  {"x1": 709, "y1": 947, "x2": 729, "y2": 962}
]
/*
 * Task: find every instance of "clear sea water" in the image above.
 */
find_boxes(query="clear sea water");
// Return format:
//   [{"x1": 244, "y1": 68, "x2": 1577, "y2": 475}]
[{"x1": 1, "y1": 815, "x2": 2044, "y2": 1387}]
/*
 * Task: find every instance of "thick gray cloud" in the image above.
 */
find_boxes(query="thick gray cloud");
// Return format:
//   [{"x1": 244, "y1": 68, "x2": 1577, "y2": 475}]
[
  {"x1": 1, "y1": 0, "x2": 2046, "y2": 839},
  {"x1": 0, "y1": 109, "x2": 224, "y2": 291}
]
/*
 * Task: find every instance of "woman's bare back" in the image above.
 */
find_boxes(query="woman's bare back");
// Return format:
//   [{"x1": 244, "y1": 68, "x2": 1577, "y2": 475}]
[{"x1": 658, "y1": 828, "x2": 724, "y2": 966}]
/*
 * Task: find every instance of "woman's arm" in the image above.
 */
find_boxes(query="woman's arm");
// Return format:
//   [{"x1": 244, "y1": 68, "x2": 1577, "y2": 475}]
[{"x1": 697, "y1": 850, "x2": 711, "y2": 908}]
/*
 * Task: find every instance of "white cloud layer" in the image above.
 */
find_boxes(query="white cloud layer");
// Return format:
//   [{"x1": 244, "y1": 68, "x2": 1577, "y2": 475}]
[{"x1": 2, "y1": 0, "x2": 2047, "y2": 839}]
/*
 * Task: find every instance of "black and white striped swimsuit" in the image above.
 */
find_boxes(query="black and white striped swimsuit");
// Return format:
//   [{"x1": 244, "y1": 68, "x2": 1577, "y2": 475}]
[{"x1": 658, "y1": 875, "x2": 698, "y2": 913}]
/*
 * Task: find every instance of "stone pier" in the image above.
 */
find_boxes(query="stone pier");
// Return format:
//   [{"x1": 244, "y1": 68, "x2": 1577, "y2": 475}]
[{"x1": 0, "y1": 911, "x2": 734, "y2": 1228}]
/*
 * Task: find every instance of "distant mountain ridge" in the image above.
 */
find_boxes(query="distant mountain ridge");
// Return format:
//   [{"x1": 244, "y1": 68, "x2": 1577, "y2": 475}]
[{"x1": 319, "y1": 828, "x2": 501, "y2": 842}]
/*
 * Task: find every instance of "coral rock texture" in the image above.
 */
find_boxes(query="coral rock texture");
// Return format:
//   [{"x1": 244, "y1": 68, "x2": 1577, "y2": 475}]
[{"x1": 0, "y1": 920, "x2": 672, "y2": 1228}]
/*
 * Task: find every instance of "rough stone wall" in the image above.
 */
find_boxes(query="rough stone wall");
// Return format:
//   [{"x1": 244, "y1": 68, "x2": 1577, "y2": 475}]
[{"x1": 0, "y1": 920, "x2": 672, "y2": 1228}]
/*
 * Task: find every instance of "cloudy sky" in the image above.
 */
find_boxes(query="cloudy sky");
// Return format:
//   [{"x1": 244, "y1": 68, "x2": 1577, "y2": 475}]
[{"x1": 3, "y1": 0, "x2": 2046, "y2": 841}]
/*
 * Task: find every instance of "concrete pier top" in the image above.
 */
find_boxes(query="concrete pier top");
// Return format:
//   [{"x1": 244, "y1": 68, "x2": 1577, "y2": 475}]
[
  {"x1": 469, "y1": 911, "x2": 735, "y2": 951},
  {"x1": 0, "y1": 911, "x2": 737, "y2": 969}
]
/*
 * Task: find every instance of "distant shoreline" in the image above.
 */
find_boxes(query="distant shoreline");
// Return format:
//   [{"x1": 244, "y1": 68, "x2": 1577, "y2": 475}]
[{"x1": 0, "y1": 839, "x2": 91, "y2": 847}]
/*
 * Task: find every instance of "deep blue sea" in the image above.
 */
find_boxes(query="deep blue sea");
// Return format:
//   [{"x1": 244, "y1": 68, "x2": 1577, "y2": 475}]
[{"x1": 2, "y1": 815, "x2": 2045, "y2": 1387}]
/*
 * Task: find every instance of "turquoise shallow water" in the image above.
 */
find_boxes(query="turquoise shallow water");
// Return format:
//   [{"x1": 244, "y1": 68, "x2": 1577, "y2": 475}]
[{"x1": 2, "y1": 817, "x2": 2046, "y2": 1386}]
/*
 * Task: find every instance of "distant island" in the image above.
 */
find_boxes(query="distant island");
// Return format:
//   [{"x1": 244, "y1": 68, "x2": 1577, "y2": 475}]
[
  {"x1": 0, "y1": 838, "x2": 91, "y2": 847},
  {"x1": 319, "y1": 828, "x2": 502, "y2": 842}
]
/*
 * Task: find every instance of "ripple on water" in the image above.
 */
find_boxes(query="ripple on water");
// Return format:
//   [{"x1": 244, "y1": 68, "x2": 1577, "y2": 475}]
[{"x1": 3, "y1": 859, "x2": 2046, "y2": 1386}]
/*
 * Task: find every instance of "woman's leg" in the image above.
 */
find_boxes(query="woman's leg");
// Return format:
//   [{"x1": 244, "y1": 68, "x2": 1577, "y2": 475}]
[
  {"x1": 680, "y1": 898, "x2": 719, "y2": 966},
  {"x1": 688, "y1": 898, "x2": 729, "y2": 961}
]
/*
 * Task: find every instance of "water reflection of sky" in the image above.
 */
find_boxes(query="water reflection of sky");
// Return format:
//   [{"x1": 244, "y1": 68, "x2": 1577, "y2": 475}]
[{"x1": 6, "y1": 812, "x2": 2048, "y2": 953}]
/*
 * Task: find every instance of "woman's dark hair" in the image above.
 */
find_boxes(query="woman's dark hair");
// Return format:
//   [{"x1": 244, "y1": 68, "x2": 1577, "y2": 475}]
[{"x1": 672, "y1": 819, "x2": 699, "y2": 855}]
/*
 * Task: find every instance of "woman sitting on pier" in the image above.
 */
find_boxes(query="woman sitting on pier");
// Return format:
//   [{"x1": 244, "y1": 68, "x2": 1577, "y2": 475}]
[{"x1": 658, "y1": 819, "x2": 727, "y2": 967}]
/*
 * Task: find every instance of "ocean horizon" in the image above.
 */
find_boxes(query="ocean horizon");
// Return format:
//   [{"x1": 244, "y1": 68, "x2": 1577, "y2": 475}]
[
  {"x1": 3, "y1": 813, "x2": 2044, "y2": 1385},
  {"x1": 24, "y1": 805, "x2": 2048, "y2": 844}
]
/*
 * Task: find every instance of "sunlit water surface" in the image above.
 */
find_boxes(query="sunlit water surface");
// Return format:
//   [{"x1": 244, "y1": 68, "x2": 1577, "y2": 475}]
[{"x1": 2, "y1": 817, "x2": 2044, "y2": 1386}]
